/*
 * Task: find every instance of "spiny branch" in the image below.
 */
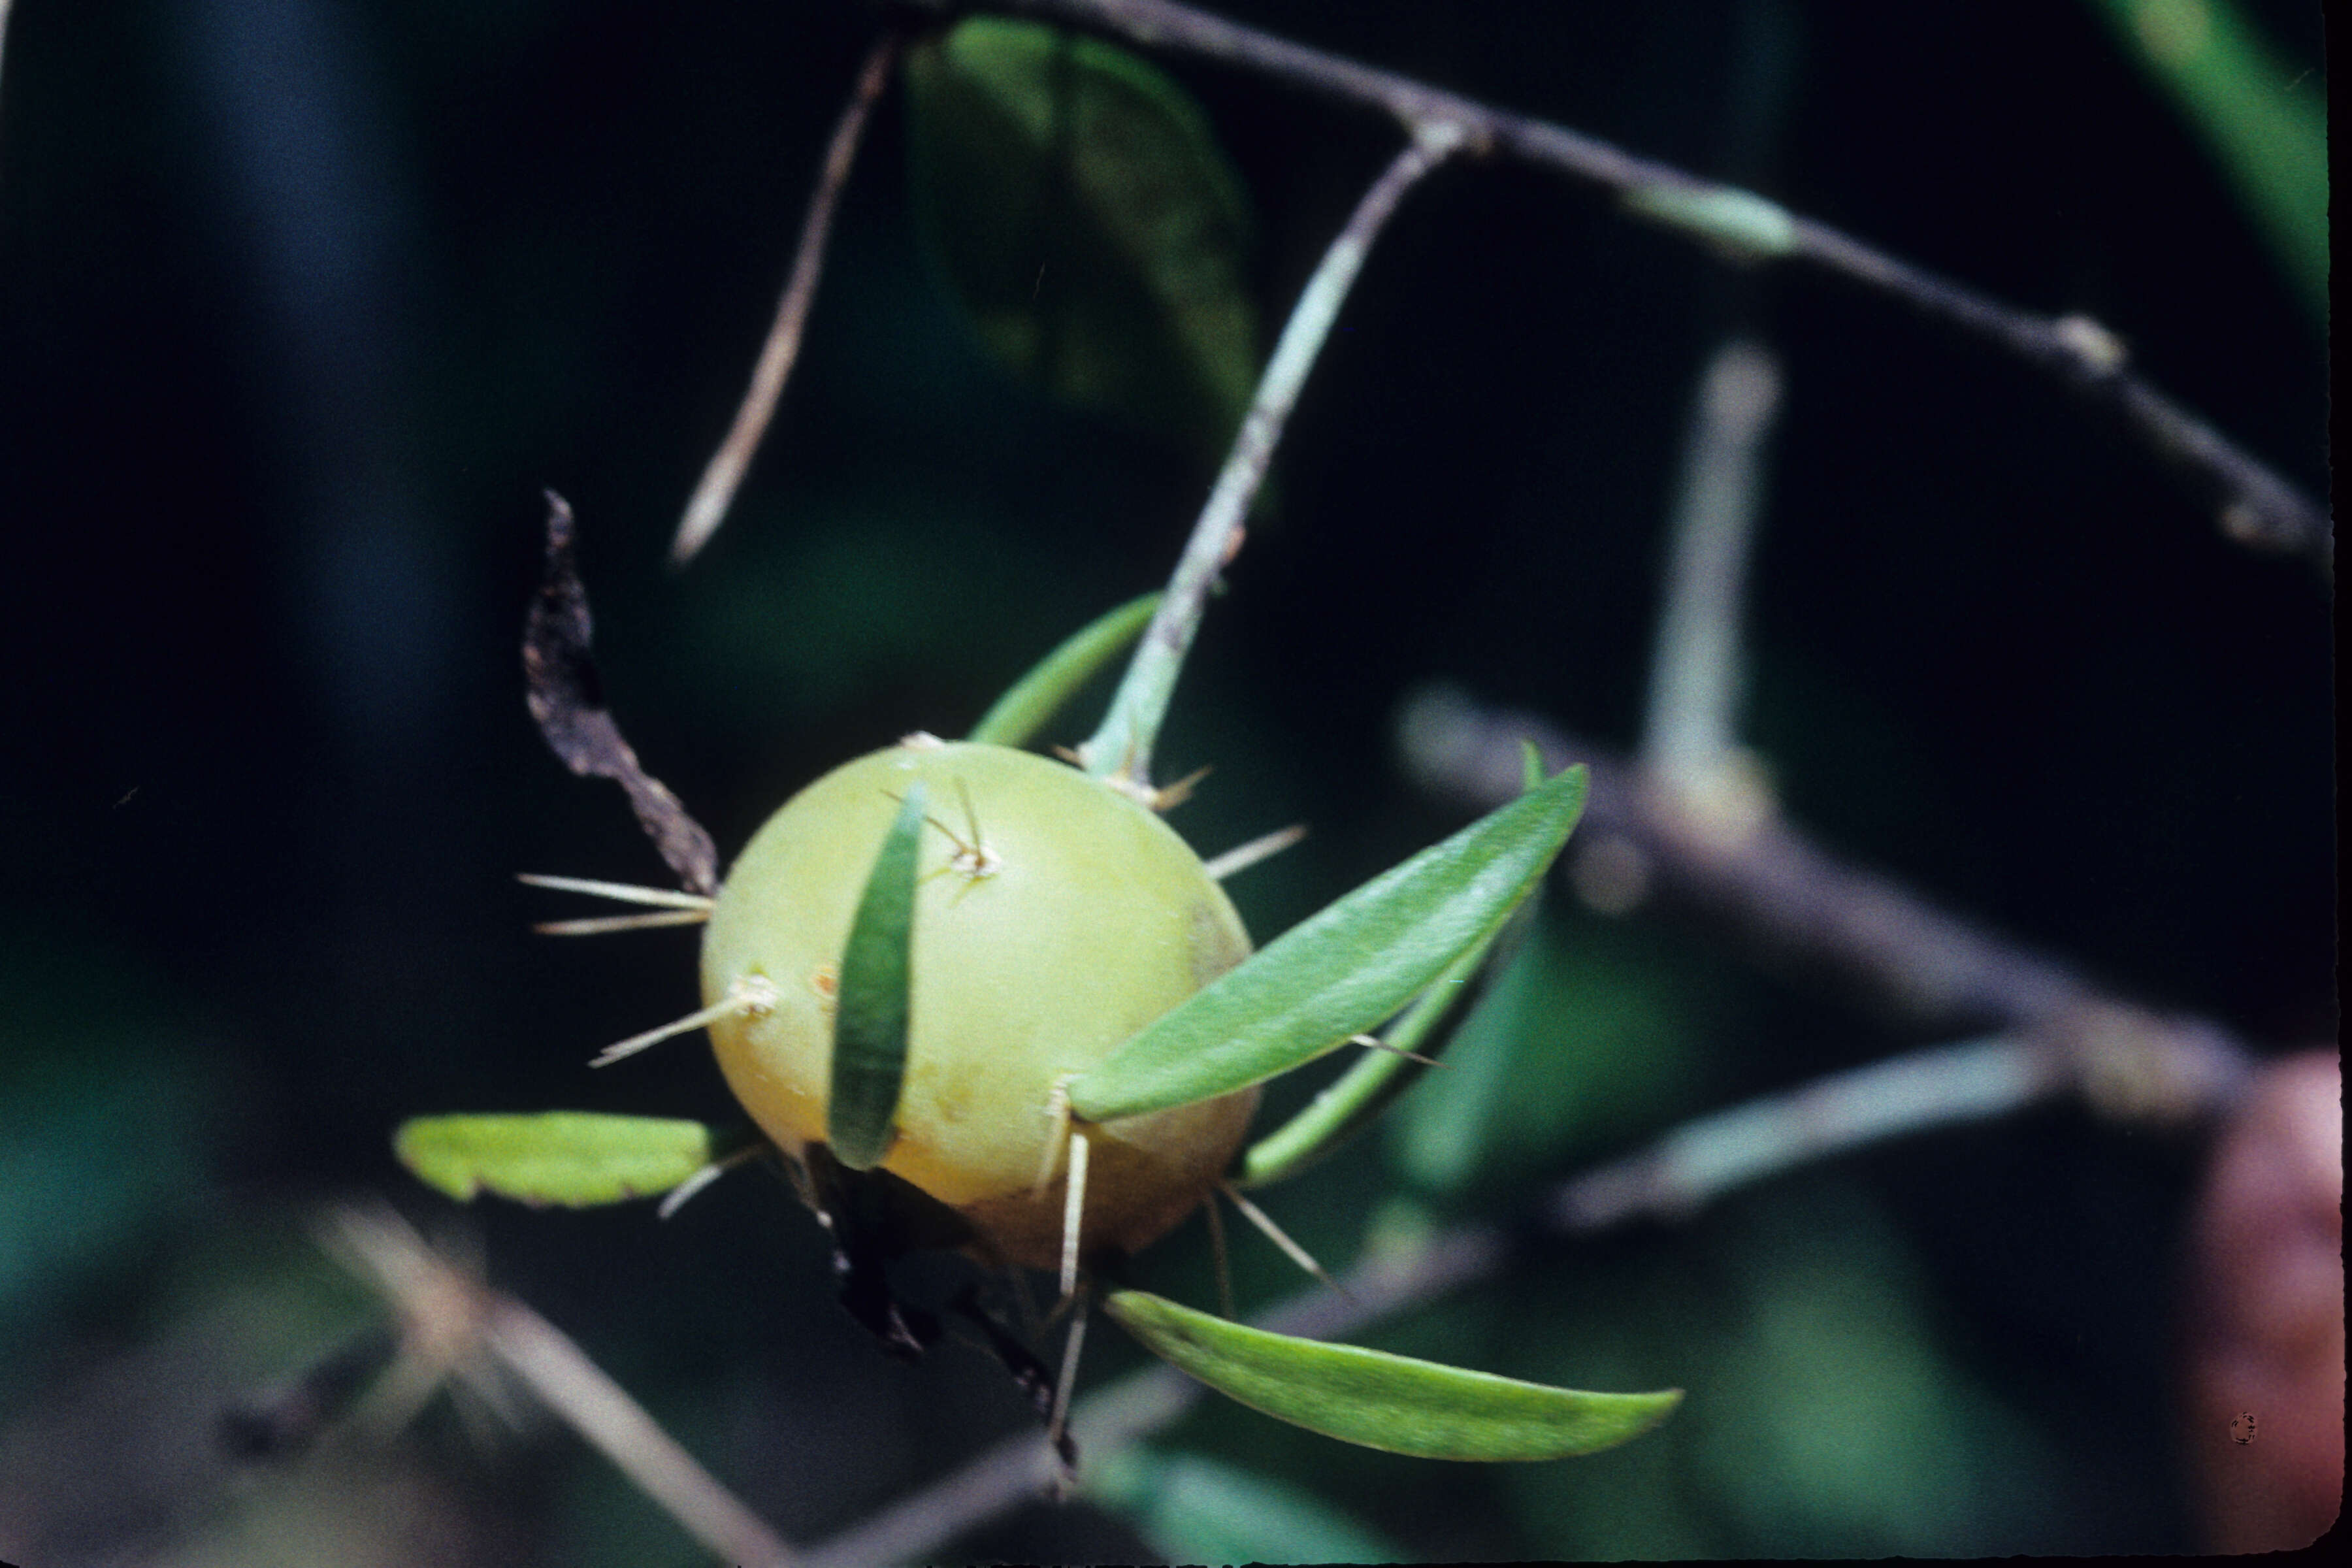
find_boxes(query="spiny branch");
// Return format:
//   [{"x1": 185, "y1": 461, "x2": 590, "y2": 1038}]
[
  {"x1": 919, "y1": 0, "x2": 2327, "y2": 572},
  {"x1": 805, "y1": 670, "x2": 2266, "y2": 1563}
]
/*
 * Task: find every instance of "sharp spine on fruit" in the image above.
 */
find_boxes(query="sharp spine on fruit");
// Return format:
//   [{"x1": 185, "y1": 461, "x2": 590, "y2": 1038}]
[
  {"x1": 1046, "y1": 1284, "x2": 1090, "y2": 1478},
  {"x1": 655, "y1": 1143, "x2": 764, "y2": 1220},
  {"x1": 533, "y1": 909, "x2": 710, "y2": 937},
  {"x1": 1059, "y1": 1130, "x2": 1091, "y2": 1304},
  {"x1": 517, "y1": 872, "x2": 717, "y2": 911},
  {"x1": 947, "y1": 779, "x2": 999, "y2": 879},
  {"x1": 1147, "y1": 764, "x2": 1211, "y2": 813},
  {"x1": 591, "y1": 975, "x2": 778, "y2": 1068},
  {"x1": 1350, "y1": 1031, "x2": 1443, "y2": 1067},
  {"x1": 1220, "y1": 1181, "x2": 1348, "y2": 1301},
  {"x1": 1203, "y1": 1192, "x2": 1235, "y2": 1320},
  {"x1": 1032, "y1": 1077, "x2": 1077, "y2": 1200},
  {"x1": 1201, "y1": 823, "x2": 1308, "y2": 881},
  {"x1": 913, "y1": 779, "x2": 1001, "y2": 881}
]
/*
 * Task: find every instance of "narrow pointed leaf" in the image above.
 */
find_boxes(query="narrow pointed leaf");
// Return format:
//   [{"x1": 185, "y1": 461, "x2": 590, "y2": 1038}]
[
  {"x1": 1071, "y1": 764, "x2": 1586, "y2": 1123},
  {"x1": 1235, "y1": 894, "x2": 1539, "y2": 1189},
  {"x1": 1235, "y1": 743, "x2": 1554, "y2": 1186},
  {"x1": 968, "y1": 593, "x2": 1159, "y2": 748},
  {"x1": 395, "y1": 1113, "x2": 715, "y2": 1207},
  {"x1": 906, "y1": 18, "x2": 1259, "y2": 463},
  {"x1": 1103, "y1": 1288, "x2": 1680, "y2": 1461},
  {"x1": 829, "y1": 782, "x2": 926, "y2": 1169}
]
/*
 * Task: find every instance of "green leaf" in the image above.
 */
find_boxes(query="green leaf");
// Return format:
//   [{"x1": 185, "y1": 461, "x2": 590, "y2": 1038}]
[
  {"x1": 1103, "y1": 1288, "x2": 1681, "y2": 1461},
  {"x1": 2086, "y1": 0, "x2": 2327, "y2": 322},
  {"x1": 968, "y1": 592, "x2": 1159, "y2": 749},
  {"x1": 1086, "y1": 1447, "x2": 1405, "y2": 1564},
  {"x1": 905, "y1": 16, "x2": 1259, "y2": 463},
  {"x1": 393, "y1": 1113, "x2": 715, "y2": 1207},
  {"x1": 1070, "y1": 764, "x2": 1587, "y2": 1123},
  {"x1": 1235, "y1": 743, "x2": 1553, "y2": 1186},
  {"x1": 1391, "y1": 910, "x2": 1712, "y2": 1196},
  {"x1": 1234, "y1": 896, "x2": 1539, "y2": 1189},
  {"x1": 828, "y1": 781, "x2": 926, "y2": 1170}
]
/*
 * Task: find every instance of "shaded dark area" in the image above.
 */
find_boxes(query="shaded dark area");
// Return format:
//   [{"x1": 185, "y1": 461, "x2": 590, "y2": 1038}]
[{"x1": 0, "y1": 1, "x2": 2328, "y2": 1563}]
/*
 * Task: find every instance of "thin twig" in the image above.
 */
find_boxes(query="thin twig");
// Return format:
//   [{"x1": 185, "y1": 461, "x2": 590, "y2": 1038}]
[
  {"x1": 1081, "y1": 126, "x2": 1460, "y2": 792},
  {"x1": 1393, "y1": 683, "x2": 2256, "y2": 1122},
  {"x1": 325, "y1": 1205, "x2": 798, "y2": 1568},
  {"x1": 1552, "y1": 1033, "x2": 2053, "y2": 1230},
  {"x1": 917, "y1": 0, "x2": 2327, "y2": 570},
  {"x1": 672, "y1": 29, "x2": 906, "y2": 565},
  {"x1": 485, "y1": 1303, "x2": 799, "y2": 1568},
  {"x1": 1642, "y1": 340, "x2": 1781, "y2": 794}
]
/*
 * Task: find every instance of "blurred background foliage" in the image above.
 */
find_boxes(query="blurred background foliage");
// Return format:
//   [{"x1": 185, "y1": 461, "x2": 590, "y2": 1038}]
[{"x1": 0, "y1": 1, "x2": 2328, "y2": 1562}]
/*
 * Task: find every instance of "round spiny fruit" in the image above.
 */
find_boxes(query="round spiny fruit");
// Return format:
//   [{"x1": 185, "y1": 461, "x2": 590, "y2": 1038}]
[{"x1": 700, "y1": 738, "x2": 1258, "y2": 1269}]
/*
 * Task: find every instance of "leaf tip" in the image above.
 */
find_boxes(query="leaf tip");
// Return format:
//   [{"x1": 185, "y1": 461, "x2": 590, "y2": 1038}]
[{"x1": 392, "y1": 1118, "x2": 480, "y2": 1203}]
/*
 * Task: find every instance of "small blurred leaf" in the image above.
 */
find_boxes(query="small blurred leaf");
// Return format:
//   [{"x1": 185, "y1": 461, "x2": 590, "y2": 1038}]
[
  {"x1": 1087, "y1": 1446, "x2": 1405, "y2": 1564},
  {"x1": 828, "y1": 781, "x2": 926, "y2": 1170},
  {"x1": 1390, "y1": 909, "x2": 1714, "y2": 1196},
  {"x1": 394, "y1": 1113, "x2": 715, "y2": 1206},
  {"x1": 1, "y1": 926, "x2": 220, "y2": 1394},
  {"x1": 906, "y1": 16, "x2": 1259, "y2": 461},
  {"x1": 1103, "y1": 1288, "x2": 1681, "y2": 1460},
  {"x1": 1071, "y1": 766, "x2": 1586, "y2": 1122},
  {"x1": 2087, "y1": 0, "x2": 2327, "y2": 321},
  {"x1": 968, "y1": 592, "x2": 1159, "y2": 748}
]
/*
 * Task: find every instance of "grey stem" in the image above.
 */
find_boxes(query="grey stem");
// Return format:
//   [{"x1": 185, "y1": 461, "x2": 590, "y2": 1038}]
[
  {"x1": 1079, "y1": 125, "x2": 1461, "y2": 791},
  {"x1": 1642, "y1": 340, "x2": 1782, "y2": 791}
]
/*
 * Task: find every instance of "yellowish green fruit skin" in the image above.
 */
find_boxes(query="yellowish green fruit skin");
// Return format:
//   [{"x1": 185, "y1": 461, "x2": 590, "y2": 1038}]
[{"x1": 701, "y1": 739, "x2": 1257, "y2": 1269}]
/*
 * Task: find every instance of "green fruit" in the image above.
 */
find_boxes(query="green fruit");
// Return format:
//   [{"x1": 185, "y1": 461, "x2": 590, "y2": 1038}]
[{"x1": 701, "y1": 738, "x2": 1257, "y2": 1269}]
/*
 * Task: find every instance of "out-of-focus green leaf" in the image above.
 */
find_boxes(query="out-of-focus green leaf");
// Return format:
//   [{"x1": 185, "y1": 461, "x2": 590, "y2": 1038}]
[
  {"x1": 393, "y1": 1113, "x2": 715, "y2": 1206},
  {"x1": 828, "y1": 781, "x2": 926, "y2": 1170},
  {"x1": 1071, "y1": 766, "x2": 1586, "y2": 1123},
  {"x1": 968, "y1": 592, "x2": 1158, "y2": 748},
  {"x1": 1, "y1": 926, "x2": 219, "y2": 1401},
  {"x1": 1086, "y1": 1446, "x2": 1406, "y2": 1564},
  {"x1": 2088, "y1": 0, "x2": 2327, "y2": 321},
  {"x1": 905, "y1": 16, "x2": 1258, "y2": 461},
  {"x1": 1699, "y1": 1182, "x2": 2063, "y2": 1556},
  {"x1": 1390, "y1": 908, "x2": 1713, "y2": 1196},
  {"x1": 1103, "y1": 1288, "x2": 1681, "y2": 1460}
]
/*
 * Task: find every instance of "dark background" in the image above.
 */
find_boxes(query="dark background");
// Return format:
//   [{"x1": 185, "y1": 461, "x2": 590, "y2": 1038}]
[{"x1": 0, "y1": 2, "x2": 2329, "y2": 1562}]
